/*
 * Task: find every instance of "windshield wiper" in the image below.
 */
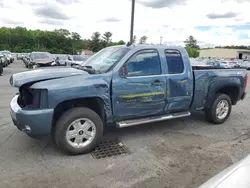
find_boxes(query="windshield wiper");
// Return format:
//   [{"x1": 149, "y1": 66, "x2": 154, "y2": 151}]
[{"x1": 77, "y1": 65, "x2": 100, "y2": 74}]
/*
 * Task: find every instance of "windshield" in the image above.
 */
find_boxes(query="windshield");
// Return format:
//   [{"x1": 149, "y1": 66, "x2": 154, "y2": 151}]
[
  {"x1": 73, "y1": 55, "x2": 86, "y2": 61},
  {"x1": 84, "y1": 47, "x2": 130, "y2": 73},
  {"x1": 31, "y1": 52, "x2": 51, "y2": 59}
]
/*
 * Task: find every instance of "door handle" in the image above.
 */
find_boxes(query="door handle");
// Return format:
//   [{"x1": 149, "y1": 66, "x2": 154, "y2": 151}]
[{"x1": 151, "y1": 80, "x2": 162, "y2": 86}]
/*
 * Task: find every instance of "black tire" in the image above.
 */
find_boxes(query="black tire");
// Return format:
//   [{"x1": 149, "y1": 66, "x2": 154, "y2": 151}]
[
  {"x1": 53, "y1": 107, "x2": 103, "y2": 155},
  {"x1": 0, "y1": 64, "x2": 3, "y2": 75},
  {"x1": 205, "y1": 94, "x2": 232, "y2": 124}
]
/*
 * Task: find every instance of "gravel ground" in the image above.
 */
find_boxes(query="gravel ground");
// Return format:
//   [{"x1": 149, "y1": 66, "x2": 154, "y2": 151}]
[{"x1": 0, "y1": 60, "x2": 250, "y2": 188}]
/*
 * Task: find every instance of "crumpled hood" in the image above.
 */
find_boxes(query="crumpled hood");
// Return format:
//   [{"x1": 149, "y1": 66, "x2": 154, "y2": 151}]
[{"x1": 10, "y1": 67, "x2": 87, "y2": 88}]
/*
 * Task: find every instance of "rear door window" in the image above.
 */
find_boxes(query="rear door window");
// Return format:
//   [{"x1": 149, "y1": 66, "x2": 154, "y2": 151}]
[{"x1": 165, "y1": 50, "x2": 184, "y2": 74}]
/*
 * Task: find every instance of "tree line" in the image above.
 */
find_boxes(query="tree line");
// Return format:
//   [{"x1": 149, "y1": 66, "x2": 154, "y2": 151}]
[
  {"x1": 0, "y1": 27, "x2": 153, "y2": 54},
  {"x1": 1, "y1": 27, "x2": 244, "y2": 58},
  {"x1": 0, "y1": 26, "x2": 200, "y2": 57},
  {"x1": 214, "y1": 45, "x2": 250, "y2": 50},
  {"x1": 0, "y1": 27, "x2": 126, "y2": 54}
]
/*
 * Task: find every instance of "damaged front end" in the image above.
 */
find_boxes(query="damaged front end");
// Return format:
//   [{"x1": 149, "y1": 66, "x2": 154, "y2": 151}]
[
  {"x1": 9, "y1": 67, "x2": 87, "y2": 137},
  {"x1": 18, "y1": 85, "x2": 48, "y2": 109},
  {"x1": 10, "y1": 82, "x2": 53, "y2": 138},
  {"x1": 10, "y1": 83, "x2": 53, "y2": 137}
]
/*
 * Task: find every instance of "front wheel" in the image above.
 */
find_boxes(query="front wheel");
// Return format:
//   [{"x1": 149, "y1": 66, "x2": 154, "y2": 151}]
[
  {"x1": 0, "y1": 64, "x2": 3, "y2": 75},
  {"x1": 205, "y1": 94, "x2": 232, "y2": 124},
  {"x1": 53, "y1": 107, "x2": 103, "y2": 155}
]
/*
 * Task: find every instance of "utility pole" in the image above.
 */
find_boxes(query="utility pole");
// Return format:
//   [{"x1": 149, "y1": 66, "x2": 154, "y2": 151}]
[
  {"x1": 160, "y1": 36, "x2": 163, "y2": 45},
  {"x1": 130, "y1": 0, "x2": 135, "y2": 44}
]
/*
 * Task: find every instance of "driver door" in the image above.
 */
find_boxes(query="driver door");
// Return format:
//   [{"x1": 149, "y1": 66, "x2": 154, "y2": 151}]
[{"x1": 112, "y1": 49, "x2": 167, "y2": 121}]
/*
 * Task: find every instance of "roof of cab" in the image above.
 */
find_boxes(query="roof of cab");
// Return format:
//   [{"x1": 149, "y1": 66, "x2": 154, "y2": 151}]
[
  {"x1": 109, "y1": 44, "x2": 186, "y2": 53},
  {"x1": 134, "y1": 44, "x2": 185, "y2": 50}
]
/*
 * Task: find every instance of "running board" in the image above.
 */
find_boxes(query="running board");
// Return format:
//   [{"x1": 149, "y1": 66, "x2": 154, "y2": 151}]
[{"x1": 116, "y1": 111, "x2": 191, "y2": 128}]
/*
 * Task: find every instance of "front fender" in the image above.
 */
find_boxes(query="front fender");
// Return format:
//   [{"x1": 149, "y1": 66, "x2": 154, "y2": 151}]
[{"x1": 31, "y1": 74, "x2": 112, "y2": 120}]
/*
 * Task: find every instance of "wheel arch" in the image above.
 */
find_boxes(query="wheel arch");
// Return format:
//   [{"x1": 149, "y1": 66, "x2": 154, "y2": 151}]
[
  {"x1": 216, "y1": 85, "x2": 239, "y2": 105},
  {"x1": 206, "y1": 78, "x2": 241, "y2": 107},
  {"x1": 52, "y1": 97, "x2": 106, "y2": 129}
]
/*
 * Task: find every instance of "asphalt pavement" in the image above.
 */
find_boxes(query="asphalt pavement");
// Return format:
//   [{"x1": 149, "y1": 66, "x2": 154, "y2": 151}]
[{"x1": 1, "y1": 60, "x2": 250, "y2": 188}]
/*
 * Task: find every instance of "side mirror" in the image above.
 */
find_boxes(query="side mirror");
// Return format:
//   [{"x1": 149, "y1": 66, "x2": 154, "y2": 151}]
[{"x1": 119, "y1": 64, "x2": 128, "y2": 78}]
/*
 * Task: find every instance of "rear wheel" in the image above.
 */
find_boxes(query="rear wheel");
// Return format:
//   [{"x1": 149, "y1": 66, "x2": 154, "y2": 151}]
[
  {"x1": 205, "y1": 94, "x2": 232, "y2": 124},
  {"x1": 53, "y1": 107, "x2": 103, "y2": 155}
]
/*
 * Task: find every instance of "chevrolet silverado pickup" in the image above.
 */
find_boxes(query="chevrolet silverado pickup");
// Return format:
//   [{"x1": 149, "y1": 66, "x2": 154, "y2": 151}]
[{"x1": 9, "y1": 45, "x2": 248, "y2": 155}]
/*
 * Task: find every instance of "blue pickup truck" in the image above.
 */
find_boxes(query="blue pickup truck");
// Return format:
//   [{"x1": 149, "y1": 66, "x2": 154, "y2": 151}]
[{"x1": 9, "y1": 45, "x2": 248, "y2": 154}]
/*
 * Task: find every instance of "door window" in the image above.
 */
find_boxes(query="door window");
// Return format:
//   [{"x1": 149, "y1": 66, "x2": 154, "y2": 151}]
[
  {"x1": 165, "y1": 50, "x2": 184, "y2": 74},
  {"x1": 125, "y1": 50, "x2": 161, "y2": 77}
]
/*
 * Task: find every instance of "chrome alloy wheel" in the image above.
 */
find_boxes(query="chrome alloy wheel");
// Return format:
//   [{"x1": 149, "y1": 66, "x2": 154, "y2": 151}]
[
  {"x1": 216, "y1": 99, "x2": 229, "y2": 120},
  {"x1": 66, "y1": 118, "x2": 96, "y2": 148}
]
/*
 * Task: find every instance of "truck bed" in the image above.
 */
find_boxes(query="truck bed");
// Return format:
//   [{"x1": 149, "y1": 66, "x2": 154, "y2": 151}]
[
  {"x1": 191, "y1": 68, "x2": 248, "y2": 109},
  {"x1": 192, "y1": 65, "x2": 246, "y2": 70}
]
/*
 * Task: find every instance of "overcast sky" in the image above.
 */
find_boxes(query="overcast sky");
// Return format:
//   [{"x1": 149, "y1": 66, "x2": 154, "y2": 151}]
[{"x1": 0, "y1": 0, "x2": 250, "y2": 47}]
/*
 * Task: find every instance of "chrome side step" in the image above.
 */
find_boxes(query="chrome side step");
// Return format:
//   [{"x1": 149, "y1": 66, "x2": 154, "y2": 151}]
[{"x1": 116, "y1": 111, "x2": 191, "y2": 128}]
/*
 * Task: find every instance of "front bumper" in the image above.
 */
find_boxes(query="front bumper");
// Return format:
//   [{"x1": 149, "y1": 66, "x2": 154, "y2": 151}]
[
  {"x1": 10, "y1": 94, "x2": 54, "y2": 137},
  {"x1": 36, "y1": 62, "x2": 55, "y2": 67},
  {"x1": 28, "y1": 62, "x2": 54, "y2": 68}
]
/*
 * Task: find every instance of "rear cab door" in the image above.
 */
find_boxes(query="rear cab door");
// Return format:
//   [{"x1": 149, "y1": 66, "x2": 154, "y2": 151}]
[{"x1": 162, "y1": 48, "x2": 194, "y2": 112}]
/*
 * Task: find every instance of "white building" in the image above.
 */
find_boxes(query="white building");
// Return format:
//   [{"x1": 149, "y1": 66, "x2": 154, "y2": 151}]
[{"x1": 199, "y1": 48, "x2": 250, "y2": 59}]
